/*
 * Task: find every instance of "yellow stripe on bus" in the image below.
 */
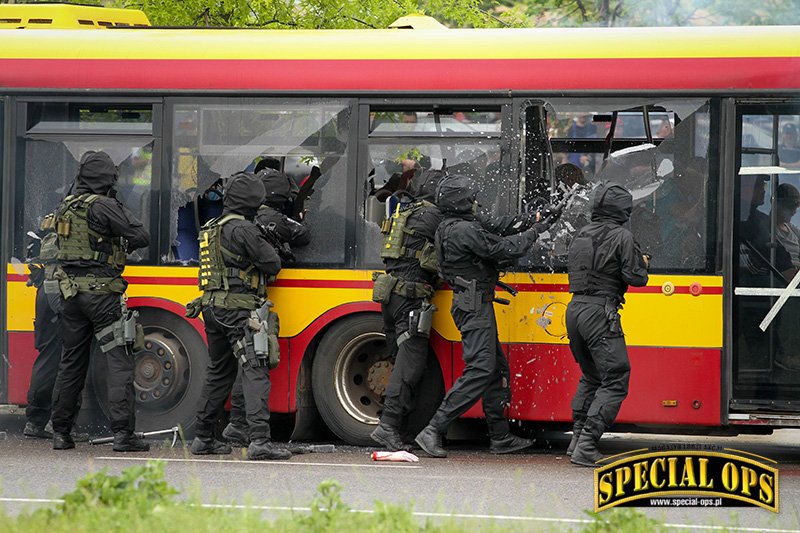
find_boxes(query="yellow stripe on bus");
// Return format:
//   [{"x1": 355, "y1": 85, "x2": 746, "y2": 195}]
[{"x1": 0, "y1": 26, "x2": 799, "y2": 61}]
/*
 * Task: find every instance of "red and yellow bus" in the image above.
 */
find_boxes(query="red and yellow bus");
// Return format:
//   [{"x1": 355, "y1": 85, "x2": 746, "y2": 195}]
[{"x1": 2, "y1": 7, "x2": 800, "y2": 444}]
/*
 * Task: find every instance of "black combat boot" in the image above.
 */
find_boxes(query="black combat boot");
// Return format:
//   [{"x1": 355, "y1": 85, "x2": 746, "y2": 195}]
[
  {"x1": 44, "y1": 420, "x2": 89, "y2": 443},
  {"x1": 24, "y1": 422, "x2": 52, "y2": 439},
  {"x1": 570, "y1": 419, "x2": 603, "y2": 468},
  {"x1": 113, "y1": 431, "x2": 150, "y2": 452},
  {"x1": 190, "y1": 436, "x2": 232, "y2": 455},
  {"x1": 371, "y1": 422, "x2": 409, "y2": 452},
  {"x1": 489, "y1": 433, "x2": 534, "y2": 455},
  {"x1": 415, "y1": 425, "x2": 447, "y2": 458},
  {"x1": 222, "y1": 422, "x2": 250, "y2": 447},
  {"x1": 248, "y1": 439, "x2": 292, "y2": 461},
  {"x1": 53, "y1": 432, "x2": 75, "y2": 450},
  {"x1": 566, "y1": 418, "x2": 586, "y2": 457}
]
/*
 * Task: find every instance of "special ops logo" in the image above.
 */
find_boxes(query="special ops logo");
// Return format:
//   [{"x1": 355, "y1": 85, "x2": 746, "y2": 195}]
[{"x1": 593, "y1": 445, "x2": 779, "y2": 512}]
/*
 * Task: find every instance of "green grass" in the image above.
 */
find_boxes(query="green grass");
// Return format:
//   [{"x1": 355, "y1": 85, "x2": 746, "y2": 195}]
[{"x1": 0, "y1": 461, "x2": 675, "y2": 532}]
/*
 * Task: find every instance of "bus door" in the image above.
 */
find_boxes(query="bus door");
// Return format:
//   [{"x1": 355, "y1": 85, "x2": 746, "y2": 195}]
[
  {"x1": 731, "y1": 103, "x2": 800, "y2": 417},
  {"x1": 0, "y1": 97, "x2": 6, "y2": 404}
]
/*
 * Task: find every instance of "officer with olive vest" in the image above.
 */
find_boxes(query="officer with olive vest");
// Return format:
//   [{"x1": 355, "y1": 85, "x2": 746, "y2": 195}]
[
  {"x1": 415, "y1": 174, "x2": 554, "y2": 458},
  {"x1": 49, "y1": 151, "x2": 150, "y2": 452},
  {"x1": 188, "y1": 172, "x2": 290, "y2": 460},
  {"x1": 370, "y1": 168, "x2": 445, "y2": 451},
  {"x1": 566, "y1": 182, "x2": 649, "y2": 467},
  {"x1": 222, "y1": 165, "x2": 310, "y2": 448}
]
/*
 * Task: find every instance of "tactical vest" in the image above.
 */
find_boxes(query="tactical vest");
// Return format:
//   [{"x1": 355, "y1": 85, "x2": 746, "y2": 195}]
[
  {"x1": 380, "y1": 200, "x2": 438, "y2": 273},
  {"x1": 567, "y1": 224, "x2": 625, "y2": 296},
  {"x1": 435, "y1": 217, "x2": 496, "y2": 289},
  {"x1": 55, "y1": 194, "x2": 125, "y2": 269},
  {"x1": 198, "y1": 214, "x2": 266, "y2": 297}
]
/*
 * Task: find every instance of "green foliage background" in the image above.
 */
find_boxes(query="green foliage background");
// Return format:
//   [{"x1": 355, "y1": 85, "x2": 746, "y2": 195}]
[{"x1": 3, "y1": 0, "x2": 799, "y2": 28}]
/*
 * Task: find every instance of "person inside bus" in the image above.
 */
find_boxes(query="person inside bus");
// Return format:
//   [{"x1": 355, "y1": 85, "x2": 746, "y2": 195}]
[
  {"x1": 779, "y1": 123, "x2": 800, "y2": 169},
  {"x1": 773, "y1": 182, "x2": 800, "y2": 372}
]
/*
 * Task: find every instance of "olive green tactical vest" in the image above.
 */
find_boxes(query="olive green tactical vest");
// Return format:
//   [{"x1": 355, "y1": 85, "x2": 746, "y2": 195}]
[
  {"x1": 198, "y1": 213, "x2": 265, "y2": 296},
  {"x1": 380, "y1": 200, "x2": 438, "y2": 272},
  {"x1": 56, "y1": 194, "x2": 125, "y2": 269}
]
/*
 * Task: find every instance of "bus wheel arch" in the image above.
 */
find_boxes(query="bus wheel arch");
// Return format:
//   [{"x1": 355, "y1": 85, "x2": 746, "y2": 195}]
[
  {"x1": 309, "y1": 312, "x2": 444, "y2": 446},
  {"x1": 90, "y1": 304, "x2": 208, "y2": 437}
]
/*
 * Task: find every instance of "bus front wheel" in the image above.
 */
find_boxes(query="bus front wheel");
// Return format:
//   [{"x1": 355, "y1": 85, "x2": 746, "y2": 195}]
[
  {"x1": 90, "y1": 307, "x2": 208, "y2": 437},
  {"x1": 311, "y1": 314, "x2": 444, "y2": 446}
]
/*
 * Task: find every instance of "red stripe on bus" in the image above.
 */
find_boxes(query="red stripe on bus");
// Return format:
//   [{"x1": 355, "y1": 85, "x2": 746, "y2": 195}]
[
  {"x1": 5, "y1": 272, "x2": 723, "y2": 294},
  {"x1": 0, "y1": 57, "x2": 798, "y2": 90}
]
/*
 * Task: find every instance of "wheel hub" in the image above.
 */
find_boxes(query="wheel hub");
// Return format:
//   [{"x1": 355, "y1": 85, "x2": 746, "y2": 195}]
[
  {"x1": 367, "y1": 360, "x2": 393, "y2": 397},
  {"x1": 134, "y1": 333, "x2": 181, "y2": 405}
]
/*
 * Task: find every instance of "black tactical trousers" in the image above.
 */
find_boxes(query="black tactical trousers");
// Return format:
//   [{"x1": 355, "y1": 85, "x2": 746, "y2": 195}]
[
  {"x1": 52, "y1": 291, "x2": 134, "y2": 434},
  {"x1": 380, "y1": 293, "x2": 429, "y2": 429},
  {"x1": 566, "y1": 300, "x2": 631, "y2": 438},
  {"x1": 194, "y1": 306, "x2": 271, "y2": 440},
  {"x1": 429, "y1": 300, "x2": 510, "y2": 438},
  {"x1": 25, "y1": 287, "x2": 63, "y2": 427}
]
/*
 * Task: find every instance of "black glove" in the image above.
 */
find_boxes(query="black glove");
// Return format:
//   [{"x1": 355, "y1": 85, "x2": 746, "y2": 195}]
[{"x1": 532, "y1": 221, "x2": 551, "y2": 234}]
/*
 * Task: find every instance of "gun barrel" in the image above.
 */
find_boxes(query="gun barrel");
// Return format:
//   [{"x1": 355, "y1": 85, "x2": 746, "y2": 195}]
[{"x1": 495, "y1": 280, "x2": 518, "y2": 297}]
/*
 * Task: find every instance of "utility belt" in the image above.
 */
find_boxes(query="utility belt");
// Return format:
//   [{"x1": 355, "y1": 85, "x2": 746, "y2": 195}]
[
  {"x1": 47, "y1": 267, "x2": 127, "y2": 300},
  {"x1": 184, "y1": 290, "x2": 263, "y2": 317},
  {"x1": 233, "y1": 300, "x2": 280, "y2": 370},
  {"x1": 571, "y1": 293, "x2": 623, "y2": 336},
  {"x1": 371, "y1": 272, "x2": 434, "y2": 304},
  {"x1": 95, "y1": 296, "x2": 145, "y2": 353}
]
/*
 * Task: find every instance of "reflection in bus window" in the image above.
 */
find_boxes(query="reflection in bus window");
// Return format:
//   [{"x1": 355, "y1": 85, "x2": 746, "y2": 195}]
[
  {"x1": 521, "y1": 100, "x2": 711, "y2": 273},
  {"x1": 168, "y1": 100, "x2": 351, "y2": 266},
  {"x1": 16, "y1": 138, "x2": 155, "y2": 263},
  {"x1": 369, "y1": 110, "x2": 501, "y2": 135}
]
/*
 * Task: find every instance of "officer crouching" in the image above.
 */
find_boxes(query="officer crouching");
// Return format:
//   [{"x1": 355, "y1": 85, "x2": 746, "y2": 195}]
[
  {"x1": 566, "y1": 182, "x2": 650, "y2": 467},
  {"x1": 187, "y1": 172, "x2": 290, "y2": 460},
  {"x1": 49, "y1": 151, "x2": 150, "y2": 452}
]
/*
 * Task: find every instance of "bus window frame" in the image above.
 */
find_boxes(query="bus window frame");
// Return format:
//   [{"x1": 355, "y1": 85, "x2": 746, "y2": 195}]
[
  {"x1": 0, "y1": 96, "x2": 7, "y2": 404},
  {"x1": 13, "y1": 97, "x2": 163, "y2": 266},
  {"x1": 163, "y1": 96, "x2": 358, "y2": 269},
  {"x1": 356, "y1": 100, "x2": 515, "y2": 270}
]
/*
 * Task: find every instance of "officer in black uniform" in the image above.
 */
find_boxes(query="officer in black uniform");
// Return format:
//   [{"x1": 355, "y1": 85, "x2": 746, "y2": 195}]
[
  {"x1": 370, "y1": 169, "x2": 445, "y2": 451},
  {"x1": 566, "y1": 182, "x2": 649, "y2": 467},
  {"x1": 189, "y1": 172, "x2": 291, "y2": 461},
  {"x1": 22, "y1": 231, "x2": 67, "y2": 439},
  {"x1": 414, "y1": 174, "x2": 553, "y2": 458},
  {"x1": 222, "y1": 166, "x2": 310, "y2": 447},
  {"x1": 49, "y1": 151, "x2": 150, "y2": 451}
]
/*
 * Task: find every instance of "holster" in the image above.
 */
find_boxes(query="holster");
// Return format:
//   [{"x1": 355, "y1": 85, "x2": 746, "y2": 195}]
[
  {"x1": 398, "y1": 300, "x2": 437, "y2": 346},
  {"x1": 604, "y1": 301, "x2": 623, "y2": 337},
  {"x1": 452, "y1": 277, "x2": 479, "y2": 313},
  {"x1": 96, "y1": 300, "x2": 143, "y2": 353}
]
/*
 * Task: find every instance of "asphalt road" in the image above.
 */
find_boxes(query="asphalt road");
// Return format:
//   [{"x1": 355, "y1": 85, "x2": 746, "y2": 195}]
[{"x1": 1, "y1": 415, "x2": 799, "y2": 531}]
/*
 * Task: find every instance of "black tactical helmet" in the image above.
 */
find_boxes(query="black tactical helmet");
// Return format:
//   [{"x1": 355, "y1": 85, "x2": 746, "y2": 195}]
[
  {"x1": 224, "y1": 172, "x2": 265, "y2": 217},
  {"x1": 257, "y1": 169, "x2": 293, "y2": 209},
  {"x1": 410, "y1": 169, "x2": 446, "y2": 202},
  {"x1": 434, "y1": 173, "x2": 477, "y2": 213}
]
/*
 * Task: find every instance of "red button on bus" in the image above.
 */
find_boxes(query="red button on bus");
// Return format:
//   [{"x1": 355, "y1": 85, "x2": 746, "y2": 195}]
[{"x1": 689, "y1": 282, "x2": 703, "y2": 296}]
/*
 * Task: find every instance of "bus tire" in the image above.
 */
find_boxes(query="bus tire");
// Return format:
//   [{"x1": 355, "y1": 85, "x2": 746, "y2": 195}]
[
  {"x1": 311, "y1": 314, "x2": 444, "y2": 446},
  {"x1": 90, "y1": 307, "x2": 208, "y2": 437}
]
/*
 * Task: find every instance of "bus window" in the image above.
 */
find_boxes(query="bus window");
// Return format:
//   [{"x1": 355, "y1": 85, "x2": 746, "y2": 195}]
[
  {"x1": 14, "y1": 137, "x2": 156, "y2": 264},
  {"x1": 519, "y1": 99, "x2": 713, "y2": 273},
  {"x1": 369, "y1": 110, "x2": 502, "y2": 135},
  {"x1": 168, "y1": 99, "x2": 352, "y2": 266}
]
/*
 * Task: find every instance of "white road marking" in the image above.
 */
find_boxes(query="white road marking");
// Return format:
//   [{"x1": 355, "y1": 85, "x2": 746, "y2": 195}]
[
  {"x1": 94, "y1": 456, "x2": 422, "y2": 469},
  {"x1": 0, "y1": 497, "x2": 797, "y2": 532}
]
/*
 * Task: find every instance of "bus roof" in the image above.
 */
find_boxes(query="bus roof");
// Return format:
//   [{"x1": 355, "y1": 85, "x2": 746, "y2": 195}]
[
  {"x1": 0, "y1": 4, "x2": 150, "y2": 29},
  {"x1": 0, "y1": 24, "x2": 799, "y2": 92}
]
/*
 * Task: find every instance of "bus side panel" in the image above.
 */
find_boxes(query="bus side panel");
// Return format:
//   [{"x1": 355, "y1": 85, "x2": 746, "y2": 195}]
[
  {"x1": 6, "y1": 331, "x2": 34, "y2": 405},
  {"x1": 507, "y1": 344, "x2": 721, "y2": 426}
]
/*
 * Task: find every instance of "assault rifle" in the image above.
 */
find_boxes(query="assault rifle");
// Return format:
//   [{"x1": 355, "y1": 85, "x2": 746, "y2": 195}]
[
  {"x1": 257, "y1": 222, "x2": 295, "y2": 263},
  {"x1": 291, "y1": 165, "x2": 322, "y2": 221}
]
